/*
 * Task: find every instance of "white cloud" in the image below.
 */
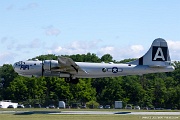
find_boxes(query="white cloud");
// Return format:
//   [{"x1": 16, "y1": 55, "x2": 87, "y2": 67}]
[
  {"x1": 0, "y1": 37, "x2": 8, "y2": 44},
  {"x1": 29, "y1": 38, "x2": 42, "y2": 48},
  {"x1": 6, "y1": 4, "x2": 14, "y2": 11},
  {"x1": 47, "y1": 44, "x2": 88, "y2": 55},
  {"x1": 46, "y1": 40, "x2": 101, "y2": 55},
  {"x1": 0, "y1": 52, "x2": 15, "y2": 65},
  {"x1": 15, "y1": 39, "x2": 43, "y2": 51},
  {"x1": 20, "y1": 3, "x2": 39, "y2": 10},
  {"x1": 167, "y1": 40, "x2": 180, "y2": 51},
  {"x1": 130, "y1": 45, "x2": 144, "y2": 53},
  {"x1": 44, "y1": 26, "x2": 61, "y2": 36},
  {"x1": 6, "y1": 3, "x2": 38, "y2": 11},
  {"x1": 47, "y1": 46, "x2": 63, "y2": 54},
  {"x1": 11, "y1": 39, "x2": 179, "y2": 62},
  {"x1": 45, "y1": 39, "x2": 147, "y2": 61},
  {"x1": 167, "y1": 40, "x2": 180, "y2": 61},
  {"x1": 98, "y1": 46, "x2": 115, "y2": 55},
  {"x1": 70, "y1": 40, "x2": 100, "y2": 50},
  {"x1": 97, "y1": 44, "x2": 145, "y2": 60},
  {"x1": 0, "y1": 37, "x2": 17, "y2": 50}
]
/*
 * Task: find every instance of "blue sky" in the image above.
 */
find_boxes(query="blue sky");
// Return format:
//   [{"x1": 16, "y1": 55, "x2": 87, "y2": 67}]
[{"x1": 0, "y1": 0, "x2": 180, "y2": 65}]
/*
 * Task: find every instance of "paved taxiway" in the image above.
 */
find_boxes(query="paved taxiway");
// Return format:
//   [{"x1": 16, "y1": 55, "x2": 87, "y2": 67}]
[
  {"x1": 0, "y1": 110, "x2": 180, "y2": 115},
  {"x1": 54, "y1": 111, "x2": 180, "y2": 115}
]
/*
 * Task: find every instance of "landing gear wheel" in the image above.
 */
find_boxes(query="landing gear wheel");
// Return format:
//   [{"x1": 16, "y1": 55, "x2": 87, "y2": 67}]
[
  {"x1": 64, "y1": 77, "x2": 79, "y2": 84},
  {"x1": 65, "y1": 78, "x2": 71, "y2": 83},
  {"x1": 71, "y1": 78, "x2": 79, "y2": 84}
]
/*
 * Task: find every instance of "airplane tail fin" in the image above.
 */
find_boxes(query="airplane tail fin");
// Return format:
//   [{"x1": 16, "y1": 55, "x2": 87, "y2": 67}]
[{"x1": 128, "y1": 38, "x2": 171, "y2": 67}]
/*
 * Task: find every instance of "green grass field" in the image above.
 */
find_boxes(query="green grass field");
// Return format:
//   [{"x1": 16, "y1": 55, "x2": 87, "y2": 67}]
[
  {"x1": 1, "y1": 114, "x2": 180, "y2": 120},
  {"x1": 0, "y1": 108, "x2": 180, "y2": 120},
  {"x1": 0, "y1": 114, "x2": 139, "y2": 120}
]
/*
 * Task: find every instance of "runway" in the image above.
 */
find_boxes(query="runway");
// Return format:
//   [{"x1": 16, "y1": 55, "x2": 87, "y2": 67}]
[
  {"x1": 54, "y1": 111, "x2": 180, "y2": 115},
  {"x1": 0, "y1": 110, "x2": 180, "y2": 116}
]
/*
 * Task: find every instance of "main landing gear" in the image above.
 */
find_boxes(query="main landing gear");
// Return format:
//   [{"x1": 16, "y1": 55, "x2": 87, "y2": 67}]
[{"x1": 65, "y1": 77, "x2": 79, "y2": 84}]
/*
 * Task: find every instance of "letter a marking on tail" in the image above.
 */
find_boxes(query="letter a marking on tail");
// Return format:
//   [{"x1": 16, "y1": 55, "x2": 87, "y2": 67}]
[
  {"x1": 153, "y1": 47, "x2": 165, "y2": 61},
  {"x1": 152, "y1": 47, "x2": 167, "y2": 61}
]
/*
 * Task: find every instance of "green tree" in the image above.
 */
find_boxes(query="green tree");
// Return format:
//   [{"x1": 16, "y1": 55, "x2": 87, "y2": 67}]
[
  {"x1": 150, "y1": 78, "x2": 167, "y2": 108},
  {"x1": 172, "y1": 61, "x2": 180, "y2": 84},
  {"x1": 22, "y1": 77, "x2": 46, "y2": 104},
  {"x1": 0, "y1": 64, "x2": 18, "y2": 100},
  {"x1": 121, "y1": 76, "x2": 146, "y2": 106},
  {"x1": 0, "y1": 64, "x2": 18, "y2": 88},
  {"x1": 101, "y1": 54, "x2": 113, "y2": 62},
  {"x1": 6, "y1": 76, "x2": 28, "y2": 101},
  {"x1": 55, "y1": 78, "x2": 73, "y2": 102},
  {"x1": 69, "y1": 78, "x2": 96, "y2": 102},
  {"x1": 100, "y1": 77, "x2": 125, "y2": 105}
]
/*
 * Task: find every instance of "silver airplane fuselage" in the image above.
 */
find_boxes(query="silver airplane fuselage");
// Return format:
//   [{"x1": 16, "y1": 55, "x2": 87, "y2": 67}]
[
  {"x1": 13, "y1": 38, "x2": 175, "y2": 84},
  {"x1": 13, "y1": 60, "x2": 174, "y2": 78}
]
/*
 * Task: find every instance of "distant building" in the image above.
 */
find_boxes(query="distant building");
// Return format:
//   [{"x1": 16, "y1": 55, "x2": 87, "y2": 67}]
[{"x1": 115, "y1": 101, "x2": 123, "y2": 109}]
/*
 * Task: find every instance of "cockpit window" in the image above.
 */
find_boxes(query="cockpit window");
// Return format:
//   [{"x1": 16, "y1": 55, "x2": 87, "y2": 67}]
[{"x1": 17, "y1": 61, "x2": 25, "y2": 65}]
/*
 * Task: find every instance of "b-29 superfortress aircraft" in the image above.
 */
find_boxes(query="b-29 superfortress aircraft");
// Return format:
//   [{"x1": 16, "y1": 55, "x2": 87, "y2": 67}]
[{"x1": 13, "y1": 38, "x2": 174, "y2": 84}]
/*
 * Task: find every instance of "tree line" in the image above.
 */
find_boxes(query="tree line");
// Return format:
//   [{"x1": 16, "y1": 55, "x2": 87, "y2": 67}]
[{"x1": 0, "y1": 53, "x2": 180, "y2": 109}]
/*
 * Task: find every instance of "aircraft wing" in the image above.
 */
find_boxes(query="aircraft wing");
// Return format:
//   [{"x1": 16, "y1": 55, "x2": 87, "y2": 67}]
[{"x1": 56, "y1": 56, "x2": 88, "y2": 74}]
